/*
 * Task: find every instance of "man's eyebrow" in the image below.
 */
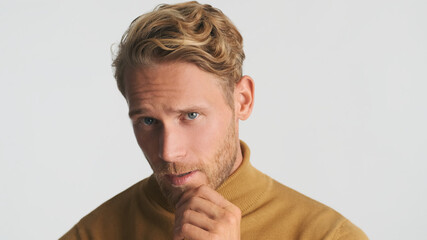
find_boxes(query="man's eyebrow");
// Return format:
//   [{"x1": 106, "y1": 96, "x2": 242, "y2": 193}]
[
  {"x1": 128, "y1": 109, "x2": 148, "y2": 118},
  {"x1": 128, "y1": 105, "x2": 209, "y2": 118},
  {"x1": 175, "y1": 105, "x2": 208, "y2": 113}
]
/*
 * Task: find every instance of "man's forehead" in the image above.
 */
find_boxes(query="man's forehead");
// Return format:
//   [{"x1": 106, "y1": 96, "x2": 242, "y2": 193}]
[
  {"x1": 124, "y1": 61, "x2": 231, "y2": 111},
  {"x1": 124, "y1": 62, "x2": 225, "y2": 91}
]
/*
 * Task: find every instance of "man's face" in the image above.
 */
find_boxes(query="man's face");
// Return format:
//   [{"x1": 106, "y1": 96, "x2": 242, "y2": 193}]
[{"x1": 124, "y1": 62, "x2": 240, "y2": 205}]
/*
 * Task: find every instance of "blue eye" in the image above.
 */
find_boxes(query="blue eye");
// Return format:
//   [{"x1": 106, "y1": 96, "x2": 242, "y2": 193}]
[
  {"x1": 186, "y1": 112, "x2": 199, "y2": 120},
  {"x1": 142, "y1": 117, "x2": 156, "y2": 125}
]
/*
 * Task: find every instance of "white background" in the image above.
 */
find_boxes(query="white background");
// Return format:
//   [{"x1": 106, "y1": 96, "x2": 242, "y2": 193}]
[{"x1": 1, "y1": 0, "x2": 426, "y2": 239}]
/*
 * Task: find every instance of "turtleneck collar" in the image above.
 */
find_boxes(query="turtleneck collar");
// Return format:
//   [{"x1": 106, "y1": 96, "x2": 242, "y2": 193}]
[
  {"x1": 143, "y1": 140, "x2": 270, "y2": 216},
  {"x1": 217, "y1": 140, "x2": 270, "y2": 215}
]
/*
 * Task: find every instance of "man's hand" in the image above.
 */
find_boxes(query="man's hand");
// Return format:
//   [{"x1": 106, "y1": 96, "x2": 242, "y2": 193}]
[{"x1": 173, "y1": 185, "x2": 241, "y2": 240}]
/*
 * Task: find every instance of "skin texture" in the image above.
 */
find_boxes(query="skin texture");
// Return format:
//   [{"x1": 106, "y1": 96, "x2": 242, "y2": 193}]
[{"x1": 124, "y1": 61, "x2": 254, "y2": 240}]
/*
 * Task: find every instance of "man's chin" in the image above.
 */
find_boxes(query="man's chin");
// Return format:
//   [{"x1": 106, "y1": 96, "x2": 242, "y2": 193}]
[
  {"x1": 155, "y1": 176, "x2": 186, "y2": 206},
  {"x1": 158, "y1": 179, "x2": 211, "y2": 207}
]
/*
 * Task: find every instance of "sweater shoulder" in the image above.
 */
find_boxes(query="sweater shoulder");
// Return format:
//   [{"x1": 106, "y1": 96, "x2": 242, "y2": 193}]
[
  {"x1": 81, "y1": 178, "x2": 146, "y2": 222},
  {"x1": 244, "y1": 175, "x2": 368, "y2": 239},
  {"x1": 59, "y1": 178, "x2": 147, "y2": 240},
  {"x1": 332, "y1": 219, "x2": 369, "y2": 240},
  {"x1": 259, "y1": 176, "x2": 336, "y2": 216}
]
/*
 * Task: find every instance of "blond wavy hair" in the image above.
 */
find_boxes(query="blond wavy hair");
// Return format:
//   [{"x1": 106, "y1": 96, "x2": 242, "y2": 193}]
[{"x1": 112, "y1": 1, "x2": 245, "y2": 105}]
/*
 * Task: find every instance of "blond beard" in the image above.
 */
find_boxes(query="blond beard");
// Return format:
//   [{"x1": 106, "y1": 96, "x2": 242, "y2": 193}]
[{"x1": 153, "y1": 118, "x2": 237, "y2": 207}]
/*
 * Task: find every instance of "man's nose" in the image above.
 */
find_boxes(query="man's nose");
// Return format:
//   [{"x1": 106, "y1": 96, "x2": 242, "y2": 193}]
[{"x1": 158, "y1": 125, "x2": 186, "y2": 162}]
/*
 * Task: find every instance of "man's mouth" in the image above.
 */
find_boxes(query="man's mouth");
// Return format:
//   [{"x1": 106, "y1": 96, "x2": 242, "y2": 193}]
[
  {"x1": 166, "y1": 170, "x2": 197, "y2": 186},
  {"x1": 177, "y1": 172, "x2": 192, "y2": 177}
]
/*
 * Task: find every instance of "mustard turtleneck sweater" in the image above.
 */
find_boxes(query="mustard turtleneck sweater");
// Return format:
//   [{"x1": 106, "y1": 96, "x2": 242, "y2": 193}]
[{"x1": 60, "y1": 141, "x2": 368, "y2": 240}]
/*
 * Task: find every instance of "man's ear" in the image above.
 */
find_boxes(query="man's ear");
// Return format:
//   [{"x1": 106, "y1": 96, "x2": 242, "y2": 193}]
[{"x1": 234, "y1": 75, "x2": 255, "y2": 120}]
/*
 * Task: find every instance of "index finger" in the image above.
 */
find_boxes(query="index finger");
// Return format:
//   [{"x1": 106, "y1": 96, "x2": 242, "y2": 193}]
[{"x1": 176, "y1": 185, "x2": 231, "y2": 210}]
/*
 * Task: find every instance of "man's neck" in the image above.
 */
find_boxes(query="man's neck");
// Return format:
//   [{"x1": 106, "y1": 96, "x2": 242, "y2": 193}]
[{"x1": 229, "y1": 140, "x2": 243, "y2": 175}]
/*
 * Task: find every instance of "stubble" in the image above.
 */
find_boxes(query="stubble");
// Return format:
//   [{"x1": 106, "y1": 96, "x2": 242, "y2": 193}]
[{"x1": 154, "y1": 118, "x2": 238, "y2": 206}]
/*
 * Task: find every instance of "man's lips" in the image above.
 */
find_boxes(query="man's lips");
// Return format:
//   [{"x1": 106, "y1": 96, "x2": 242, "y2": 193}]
[{"x1": 166, "y1": 170, "x2": 198, "y2": 186}]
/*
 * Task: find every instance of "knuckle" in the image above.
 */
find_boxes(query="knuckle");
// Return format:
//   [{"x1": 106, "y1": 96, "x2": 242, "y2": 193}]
[
  {"x1": 211, "y1": 220, "x2": 220, "y2": 230},
  {"x1": 223, "y1": 212, "x2": 237, "y2": 224},
  {"x1": 196, "y1": 185, "x2": 206, "y2": 194},
  {"x1": 234, "y1": 206, "x2": 242, "y2": 216},
  {"x1": 182, "y1": 209, "x2": 192, "y2": 219},
  {"x1": 181, "y1": 223, "x2": 191, "y2": 234},
  {"x1": 187, "y1": 197, "x2": 198, "y2": 206}
]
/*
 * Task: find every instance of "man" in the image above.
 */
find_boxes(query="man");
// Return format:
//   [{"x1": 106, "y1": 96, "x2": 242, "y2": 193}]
[{"x1": 61, "y1": 1, "x2": 368, "y2": 239}]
